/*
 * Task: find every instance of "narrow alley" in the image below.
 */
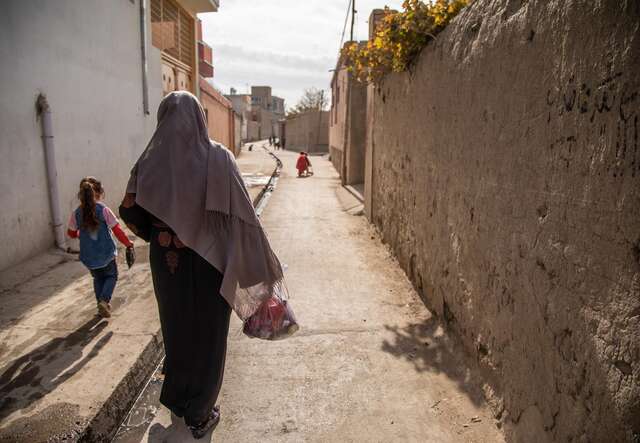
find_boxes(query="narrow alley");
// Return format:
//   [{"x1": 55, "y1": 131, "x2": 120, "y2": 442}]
[
  {"x1": 2, "y1": 1, "x2": 637, "y2": 441},
  {"x1": 115, "y1": 146, "x2": 504, "y2": 442}
]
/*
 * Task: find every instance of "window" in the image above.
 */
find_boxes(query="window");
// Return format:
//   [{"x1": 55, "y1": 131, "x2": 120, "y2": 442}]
[{"x1": 151, "y1": 0, "x2": 194, "y2": 67}]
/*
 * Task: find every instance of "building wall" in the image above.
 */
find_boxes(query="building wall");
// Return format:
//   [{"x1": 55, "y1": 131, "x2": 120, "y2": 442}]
[
  {"x1": 251, "y1": 86, "x2": 272, "y2": 110},
  {"x1": 285, "y1": 111, "x2": 329, "y2": 154},
  {"x1": 226, "y1": 94, "x2": 251, "y2": 142},
  {"x1": 329, "y1": 67, "x2": 348, "y2": 178},
  {"x1": 257, "y1": 108, "x2": 278, "y2": 139},
  {"x1": 0, "y1": 0, "x2": 162, "y2": 271},
  {"x1": 247, "y1": 121, "x2": 260, "y2": 142},
  {"x1": 345, "y1": 78, "x2": 367, "y2": 185},
  {"x1": 200, "y1": 79, "x2": 235, "y2": 152},
  {"x1": 367, "y1": 1, "x2": 640, "y2": 441},
  {"x1": 272, "y1": 96, "x2": 285, "y2": 117},
  {"x1": 233, "y1": 112, "x2": 242, "y2": 152},
  {"x1": 330, "y1": 58, "x2": 367, "y2": 185},
  {"x1": 227, "y1": 94, "x2": 251, "y2": 113}
]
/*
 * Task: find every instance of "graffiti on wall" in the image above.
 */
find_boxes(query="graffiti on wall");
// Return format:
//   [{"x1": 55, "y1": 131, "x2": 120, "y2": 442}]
[{"x1": 546, "y1": 72, "x2": 639, "y2": 177}]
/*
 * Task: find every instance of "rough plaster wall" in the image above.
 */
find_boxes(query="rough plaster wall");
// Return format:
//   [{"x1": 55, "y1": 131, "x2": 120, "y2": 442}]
[
  {"x1": 247, "y1": 121, "x2": 260, "y2": 141},
  {"x1": 0, "y1": 0, "x2": 161, "y2": 270},
  {"x1": 202, "y1": 92, "x2": 233, "y2": 148},
  {"x1": 330, "y1": 145, "x2": 344, "y2": 178},
  {"x1": 369, "y1": 1, "x2": 640, "y2": 441},
  {"x1": 285, "y1": 111, "x2": 329, "y2": 153},
  {"x1": 234, "y1": 113, "x2": 242, "y2": 152},
  {"x1": 345, "y1": 78, "x2": 367, "y2": 185},
  {"x1": 330, "y1": 69, "x2": 349, "y2": 178}
]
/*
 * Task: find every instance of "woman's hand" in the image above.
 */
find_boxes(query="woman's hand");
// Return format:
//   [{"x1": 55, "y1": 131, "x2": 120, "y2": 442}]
[{"x1": 121, "y1": 193, "x2": 136, "y2": 208}]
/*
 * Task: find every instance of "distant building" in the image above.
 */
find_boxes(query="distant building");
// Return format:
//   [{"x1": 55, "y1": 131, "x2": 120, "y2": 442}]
[
  {"x1": 226, "y1": 86, "x2": 285, "y2": 142},
  {"x1": 0, "y1": 0, "x2": 218, "y2": 271},
  {"x1": 272, "y1": 96, "x2": 286, "y2": 117},
  {"x1": 284, "y1": 110, "x2": 329, "y2": 154},
  {"x1": 225, "y1": 92, "x2": 252, "y2": 143}
]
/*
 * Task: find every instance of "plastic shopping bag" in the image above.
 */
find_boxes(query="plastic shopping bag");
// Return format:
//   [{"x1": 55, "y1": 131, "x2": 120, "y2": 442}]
[{"x1": 243, "y1": 291, "x2": 299, "y2": 340}]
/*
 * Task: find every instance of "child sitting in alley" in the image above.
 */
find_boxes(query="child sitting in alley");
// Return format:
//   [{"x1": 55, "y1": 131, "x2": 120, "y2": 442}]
[
  {"x1": 67, "y1": 177, "x2": 134, "y2": 318},
  {"x1": 296, "y1": 152, "x2": 311, "y2": 177}
]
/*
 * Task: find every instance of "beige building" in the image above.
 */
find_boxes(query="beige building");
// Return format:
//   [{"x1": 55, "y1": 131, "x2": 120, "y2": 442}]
[
  {"x1": 0, "y1": 0, "x2": 217, "y2": 271},
  {"x1": 233, "y1": 111, "x2": 242, "y2": 151},
  {"x1": 250, "y1": 85, "x2": 285, "y2": 139},
  {"x1": 284, "y1": 110, "x2": 329, "y2": 154},
  {"x1": 200, "y1": 79, "x2": 236, "y2": 153},
  {"x1": 225, "y1": 91, "x2": 252, "y2": 142},
  {"x1": 152, "y1": 0, "x2": 218, "y2": 96},
  {"x1": 329, "y1": 42, "x2": 368, "y2": 186}
]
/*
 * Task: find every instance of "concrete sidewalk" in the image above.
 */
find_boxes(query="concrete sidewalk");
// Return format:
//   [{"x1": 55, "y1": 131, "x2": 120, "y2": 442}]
[
  {"x1": 121, "y1": 151, "x2": 504, "y2": 442},
  {"x1": 0, "y1": 239, "x2": 160, "y2": 442}
]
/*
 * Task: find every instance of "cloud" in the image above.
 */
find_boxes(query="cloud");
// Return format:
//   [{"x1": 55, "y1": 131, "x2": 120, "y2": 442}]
[
  {"x1": 213, "y1": 44, "x2": 335, "y2": 74},
  {"x1": 198, "y1": 0, "x2": 405, "y2": 106}
]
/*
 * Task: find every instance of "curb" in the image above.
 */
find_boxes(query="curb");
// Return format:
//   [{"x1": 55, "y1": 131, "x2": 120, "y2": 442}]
[
  {"x1": 80, "y1": 332, "x2": 163, "y2": 442},
  {"x1": 252, "y1": 147, "x2": 283, "y2": 211},
  {"x1": 343, "y1": 184, "x2": 364, "y2": 203}
]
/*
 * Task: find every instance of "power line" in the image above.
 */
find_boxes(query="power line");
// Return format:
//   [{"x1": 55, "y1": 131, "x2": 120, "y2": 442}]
[
  {"x1": 350, "y1": 0, "x2": 356, "y2": 42},
  {"x1": 339, "y1": 0, "x2": 353, "y2": 50}
]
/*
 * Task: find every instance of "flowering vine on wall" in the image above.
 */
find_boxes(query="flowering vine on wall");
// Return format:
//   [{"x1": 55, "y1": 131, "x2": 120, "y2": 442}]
[{"x1": 343, "y1": 0, "x2": 469, "y2": 83}]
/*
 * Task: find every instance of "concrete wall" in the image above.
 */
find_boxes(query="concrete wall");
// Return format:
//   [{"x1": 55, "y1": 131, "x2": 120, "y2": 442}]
[
  {"x1": 0, "y1": 0, "x2": 162, "y2": 271},
  {"x1": 330, "y1": 48, "x2": 368, "y2": 185},
  {"x1": 367, "y1": 1, "x2": 640, "y2": 441},
  {"x1": 329, "y1": 67, "x2": 348, "y2": 178},
  {"x1": 257, "y1": 108, "x2": 277, "y2": 139},
  {"x1": 226, "y1": 95, "x2": 251, "y2": 143},
  {"x1": 234, "y1": 112, "x2": 242, "y2": 152},
  {"x1": 344, "y1": 73, "x2": 367, "y2": 185},
  {"x1": 247, "y1": 120, "x2": 260, "y2": 141},
  {"x1": 285, "y1": 111, "x2": 329, "y2": 154},
  {"x1": 200, "y1": 79, "x2": 235, "y2": 153}
]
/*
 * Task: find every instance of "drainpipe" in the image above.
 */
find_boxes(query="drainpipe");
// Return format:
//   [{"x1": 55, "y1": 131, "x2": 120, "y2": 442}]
[
  {"x1": 139, "y1": 0, "x2": 150, "y2": 114},
  {"x1": 36, "y1": 94, "x2": 67, "y2": 251}
]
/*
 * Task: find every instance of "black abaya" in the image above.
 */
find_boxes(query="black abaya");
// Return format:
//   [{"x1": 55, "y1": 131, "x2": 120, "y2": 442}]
[{"x1": 119, "y1": 201, "x2": 231, "y2": 426}]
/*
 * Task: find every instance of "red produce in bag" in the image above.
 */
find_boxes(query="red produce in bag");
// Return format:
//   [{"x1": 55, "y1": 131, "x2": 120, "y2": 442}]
[{"x1": 243, "y1": 291, "x2": 299, "y2": 340}]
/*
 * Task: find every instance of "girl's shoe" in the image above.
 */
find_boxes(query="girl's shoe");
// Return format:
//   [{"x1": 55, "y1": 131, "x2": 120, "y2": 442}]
[
  {"x1": 97, "y1": 301, "x2": 111, "y2": 318},
  {"x1": 188, "y1": 406, "x2": 220, "y2": 439}
]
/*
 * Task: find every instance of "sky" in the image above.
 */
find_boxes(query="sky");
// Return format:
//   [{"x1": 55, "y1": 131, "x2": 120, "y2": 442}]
[{"x1": 199, "y1": 0, "x2": 403, "y2": 109}]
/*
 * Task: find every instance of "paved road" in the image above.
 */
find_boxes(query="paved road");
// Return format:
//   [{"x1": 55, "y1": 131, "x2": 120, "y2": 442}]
[
  {"x1": 235, "y1": 142, "x2": 277, "y2": 202},
  {"x1": 120, "y1": 150, "x2": 504, "y2": 442}
]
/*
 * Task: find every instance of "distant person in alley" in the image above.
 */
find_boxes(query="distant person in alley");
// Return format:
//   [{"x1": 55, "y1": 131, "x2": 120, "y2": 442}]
[
  {"x1": 119, "y1": 91, "x2": 286, "y2": 440},
  {"x1": 67, "y1": 177, "x2": 134, "y2": 318},
  {"x1": 296, "y1": 151, "x2": 311, "y2": 177}
]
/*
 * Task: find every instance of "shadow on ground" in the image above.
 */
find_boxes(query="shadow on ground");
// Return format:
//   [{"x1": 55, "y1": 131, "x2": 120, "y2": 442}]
[
  {"x1": 381, "y1": 316, "x2": 486, "y2": 407},
  {"x1": 0, "y1": 316, "x2": 112, "y2": 420},
  {"x1": 147, "y1": 413, "x2": 215, "y2": 443}
]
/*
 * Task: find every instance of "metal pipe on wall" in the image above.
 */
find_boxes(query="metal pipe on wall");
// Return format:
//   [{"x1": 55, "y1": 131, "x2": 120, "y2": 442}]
[
  {"x1": 139, "y1": 0, "x2": 150, "y2": 115},
  {"x1": 36, "y1": 94, "x2": 67, "y2": 251}
]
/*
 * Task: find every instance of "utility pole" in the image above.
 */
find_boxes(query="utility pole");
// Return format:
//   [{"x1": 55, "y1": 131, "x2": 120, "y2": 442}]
[{"x1": 350, "y1": 0, "x2": 356, "y2": 41}]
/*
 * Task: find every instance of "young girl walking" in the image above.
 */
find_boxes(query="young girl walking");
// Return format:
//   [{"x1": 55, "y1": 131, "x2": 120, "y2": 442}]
[{"x1": 67, "y1": 177, "x2": 134, "y2": 318}]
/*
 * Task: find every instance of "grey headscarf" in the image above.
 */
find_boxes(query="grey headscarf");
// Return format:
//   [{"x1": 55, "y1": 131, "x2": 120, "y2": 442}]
[{"x1": 127, "y1": 91, "x2": 284, "y2": 319}]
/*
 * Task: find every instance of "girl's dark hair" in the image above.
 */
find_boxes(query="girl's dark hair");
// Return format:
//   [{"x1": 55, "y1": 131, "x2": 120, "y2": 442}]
[{"x1": 78, "y1": 177, "x2": 104, "y2": 230}]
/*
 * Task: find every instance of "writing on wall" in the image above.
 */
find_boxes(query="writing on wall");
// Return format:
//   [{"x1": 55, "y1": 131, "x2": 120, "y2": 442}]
[{"x1": 546, "y1": 72, "x2": 639, "y2": 177}]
